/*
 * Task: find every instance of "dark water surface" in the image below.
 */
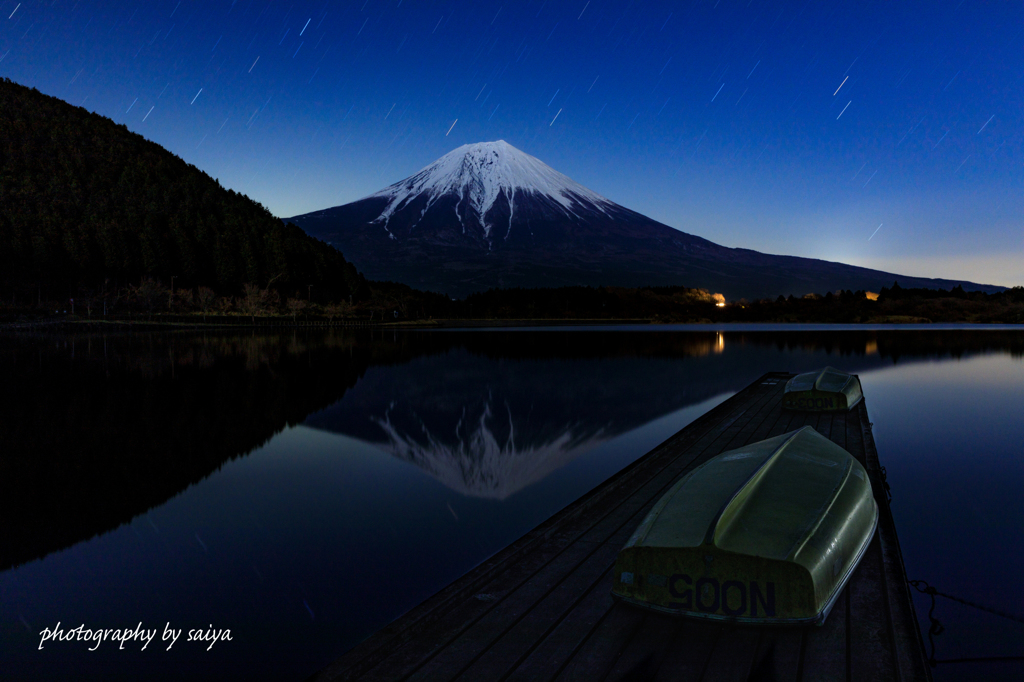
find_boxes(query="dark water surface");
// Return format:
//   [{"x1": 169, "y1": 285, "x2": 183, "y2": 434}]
[{"x1": 1, "y1": 328, "x2": 1021, "y2": 680}]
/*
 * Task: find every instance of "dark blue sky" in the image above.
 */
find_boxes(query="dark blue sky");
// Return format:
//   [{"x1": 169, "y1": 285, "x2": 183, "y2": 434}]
[{"x1": 2, "y1": 0, "x2": 1021, "y2": 285}]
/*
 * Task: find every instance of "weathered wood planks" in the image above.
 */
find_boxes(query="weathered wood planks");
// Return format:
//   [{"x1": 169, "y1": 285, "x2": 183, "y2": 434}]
[{"x1": 313, "y1": 373, "x2": 930, "y2": 682}]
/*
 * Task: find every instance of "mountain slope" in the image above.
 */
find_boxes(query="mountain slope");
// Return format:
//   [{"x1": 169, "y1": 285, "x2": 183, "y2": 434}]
[
  {"x1": 0, "y1": 78, "x2": 364, "y2": 300},
  {"x1": 289, "y1": 141, "x2": 1003, "y2": 300}
]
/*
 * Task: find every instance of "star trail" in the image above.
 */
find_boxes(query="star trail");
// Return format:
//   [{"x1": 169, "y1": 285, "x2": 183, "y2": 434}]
[{"x1": 1, "y1": 0, "x2": 1021, "y2": 285}]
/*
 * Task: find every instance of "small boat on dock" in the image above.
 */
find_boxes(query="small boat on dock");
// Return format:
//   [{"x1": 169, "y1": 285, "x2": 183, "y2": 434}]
[
  {"x1": 313, "y1": 373, "x2": 930, "y2": 682},
  {"x1": 611, "y1": 426, "x2": 877, "y2": 625},
  {"x1": 783, "y1": 366, "x2": 863, "y2": 411}
]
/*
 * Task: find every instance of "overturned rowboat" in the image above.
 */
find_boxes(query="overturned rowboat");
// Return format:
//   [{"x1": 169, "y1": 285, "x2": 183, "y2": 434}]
[
  {"x1": 611, "y1": 426, "x2": 877, "y2": 625},
  {"x1": 783, "y1": 367, "x2": 863, "y2": 412}
]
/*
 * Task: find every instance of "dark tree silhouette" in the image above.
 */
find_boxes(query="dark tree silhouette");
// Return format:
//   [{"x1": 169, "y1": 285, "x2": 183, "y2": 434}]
[{"x1": 0, "y1": 78, "x2": 366, "y2": 302}]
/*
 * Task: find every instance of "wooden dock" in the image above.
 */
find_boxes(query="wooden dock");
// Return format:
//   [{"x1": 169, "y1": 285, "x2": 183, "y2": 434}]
[{"x1": 314, "y1": 373, "x2": 930, "y2": 682}]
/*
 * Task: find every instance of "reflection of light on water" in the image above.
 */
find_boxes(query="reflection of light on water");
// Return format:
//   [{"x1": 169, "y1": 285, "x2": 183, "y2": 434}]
[
  {"x1": 715, "y1": 332, "x2": 725, "y2": 354},
  {"x1": 865, "y1": 339, "x2": 878, "y2": 355},
  {"x1": 858, "y1": 353, "x2": 1024, "y2": 676}
]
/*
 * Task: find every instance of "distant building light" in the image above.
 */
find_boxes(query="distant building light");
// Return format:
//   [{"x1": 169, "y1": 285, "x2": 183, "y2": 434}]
[
  {"x1": 716, "y1": 302, "x2": 726, "y2": 307},
  {"x1": 865, "y1": 291, "x2": 879, "y2": 301}
]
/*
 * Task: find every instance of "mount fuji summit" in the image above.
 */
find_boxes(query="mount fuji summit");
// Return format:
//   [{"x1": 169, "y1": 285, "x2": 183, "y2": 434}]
[{"x1": 288, "y1": 141, "x2": 999, "y2": 299}]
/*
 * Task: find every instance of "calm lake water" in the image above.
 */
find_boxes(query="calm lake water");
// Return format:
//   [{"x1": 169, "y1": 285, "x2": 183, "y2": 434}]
[{"x1": 1, "y1": 327, "x2": 1021, "y2": 680}]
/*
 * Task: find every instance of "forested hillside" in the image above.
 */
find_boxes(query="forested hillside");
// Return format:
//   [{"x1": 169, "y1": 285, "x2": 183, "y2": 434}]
[{"x1": 0, "y1": 78, "x2": 365, "y2": 302}]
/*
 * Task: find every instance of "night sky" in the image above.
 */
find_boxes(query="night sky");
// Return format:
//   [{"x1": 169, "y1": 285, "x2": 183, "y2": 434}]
[{"x1": 2, "y1": 0, "x2": 1021, "y2": 286}]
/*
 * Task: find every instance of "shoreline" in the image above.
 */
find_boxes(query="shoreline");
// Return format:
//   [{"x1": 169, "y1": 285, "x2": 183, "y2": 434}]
[{"x1": 2, "y1": 317, "x2": 1023, "y2": 332}]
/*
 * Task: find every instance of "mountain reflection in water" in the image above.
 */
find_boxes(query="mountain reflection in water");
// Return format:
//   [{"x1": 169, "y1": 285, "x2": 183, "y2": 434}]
[
  {"x1": 2, "y1": 327, "x2": 1022, "y2": 681},
  {"x1": 302, "y1": 329, "x2": 1023, "y2": 499},
  {"x1": 4, "y1": 326, "x2": 1018, "y2": 572},
  {"x1": 304, "y1": 341, "x2": 733, "y2": 499}
]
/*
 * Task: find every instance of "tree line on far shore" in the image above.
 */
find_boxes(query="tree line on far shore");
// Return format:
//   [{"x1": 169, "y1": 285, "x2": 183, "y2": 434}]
[
  {"x1": 3, "y1": 276, "x2": 450, "y2": 322},
  {"x1": 451, "y1": 283, "x2": 1023, "y2": 324},
  {"x1": 4, "y1": 280, "x2": 1021, "y2": 325}
]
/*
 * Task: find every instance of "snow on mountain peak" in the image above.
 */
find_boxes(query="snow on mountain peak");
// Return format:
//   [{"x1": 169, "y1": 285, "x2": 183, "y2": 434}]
[{"x1": 368, "y1": 140, "x2": 613, "y2": 239}]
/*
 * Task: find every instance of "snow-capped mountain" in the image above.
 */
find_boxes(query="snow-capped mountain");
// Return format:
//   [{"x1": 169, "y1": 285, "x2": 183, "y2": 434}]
[
  {"x1": 368, "y1": 140, "x2": 616, "y2": 246},
  {"x1": 288, "y1": 141, "x2": 1003, "y2": 299}
]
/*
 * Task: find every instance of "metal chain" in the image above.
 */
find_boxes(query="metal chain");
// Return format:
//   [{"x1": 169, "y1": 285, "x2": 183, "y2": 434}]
[
  {"x1": 908, "y1": 579, "x2": 1024, "y2": 667},
  {"x1": 909, "y1": 580, "x2": 1024, "y2": 625},
  {"x1": 874, "y1": 424, "x2": 1023, "y2": 664}
]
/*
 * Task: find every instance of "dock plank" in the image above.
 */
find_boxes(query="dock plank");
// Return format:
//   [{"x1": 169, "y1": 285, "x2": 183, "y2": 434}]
[
  {"x1": 441, "y1": 542, "x2": 621, "y2": 682},
  {"x1": 368, "y1": 540, "x2": 603, "y2": 681},
  {"x1": 313, "y1": 373, "x2": 930, "y2": 682},
  {"x1": 504, "y1": 570, "x2": 620, "y2": 682},
  {"x1": 857, "y1": 406, "x2": 930, "y2": 682},
  {"x1": 815, "y1": 410, "x2": 834, "y2": 442},
  {"x1": 799, "y1": 588, "x2": 849, "y2": 682},
  {"x1": 847, "y1": 539, "x2": 898, "y2": 682},
  {"x1": 844, "y1": 407, "x2": 900, "y2": 682},
  {"x1": 599, "y1": 613, "x2": 684, "y2": 682},
  {"x1": 699, "y1": 626, "x2": 764, "y2": 682},
  {"x1": 651, "y1": 621, "x2": 724, "y2": 681},
  {"x1": 758, "y1": 629, "x2": 806, "y2": 682},
  {"x1": 552, "y1": 597, "x2": 647, "y2": 682}
]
